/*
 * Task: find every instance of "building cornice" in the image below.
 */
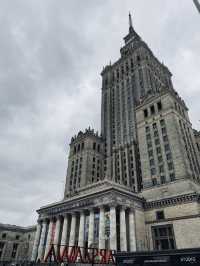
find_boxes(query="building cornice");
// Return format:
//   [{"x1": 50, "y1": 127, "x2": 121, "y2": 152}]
[
  {"x1": 144, "y1": 192, "x2": 200, "y2": 210},
  {"x1": 146, "y1": 213, "x2": 200, "y2": 225}
]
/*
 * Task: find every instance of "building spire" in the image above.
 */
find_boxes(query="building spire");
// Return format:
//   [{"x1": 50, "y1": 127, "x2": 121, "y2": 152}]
[{"x1": 129, "y1": 12, "x2": 133, "y2": 29}]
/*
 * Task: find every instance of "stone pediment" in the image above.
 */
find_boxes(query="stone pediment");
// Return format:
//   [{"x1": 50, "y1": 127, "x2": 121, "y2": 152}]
[{"x1": 37, "y1": 182, "x2": 144, "y2": 220}]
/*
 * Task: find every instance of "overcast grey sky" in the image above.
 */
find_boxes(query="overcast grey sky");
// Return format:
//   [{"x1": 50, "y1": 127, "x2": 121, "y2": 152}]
[{"x1": 0, "y1": 0, "x2": 199, "y2": 226}]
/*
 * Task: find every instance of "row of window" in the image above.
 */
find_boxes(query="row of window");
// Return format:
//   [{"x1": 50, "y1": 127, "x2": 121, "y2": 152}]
[
  {"x1": 144, "y1": 101, "x2": 162, "y2": 118},
  {"x1": 91, "y1": 157, "x2": 101, "y2": 183},
  {"x1": 1, "y1": 233, "x2": 20, "y2": 240},
  {"x1": 114, "y1": 149, "x2": 135, "y2": 190},
  {"x1": 146, "y1": 119, "x2": 175, "y2": 185},
  {"x1": 73, "y1": 143, "x2": 84, "y2": 154},
  {"x1": 175, "y1": 101, "x2": 186, "y2": 118},
  {"x1": 179, "y1": 120, "x2": 200, "y2": 178},
  {"x1": 73, "y1": 142, "x2": 101, "y2": 154},
  {"x1": 69, "y1": 157, "x2": 83, "y2": 191},
  {"x1": 0, "y1": 242, "x2": 18, "y2": 259}
]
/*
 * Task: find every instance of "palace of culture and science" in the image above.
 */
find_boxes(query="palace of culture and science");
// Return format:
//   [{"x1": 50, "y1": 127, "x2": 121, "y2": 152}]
[{"x1": 31, "y1": 14, "x2": 200, "y2": 261}]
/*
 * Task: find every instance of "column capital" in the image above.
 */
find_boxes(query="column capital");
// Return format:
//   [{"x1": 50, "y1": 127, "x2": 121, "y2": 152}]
[
  {"x1": 37, "y1": 219, "x2": 42, "y2": 224},
  {"x1": 79, "y1": 209, "x2": 86, "y2": 215},
  {"x1": 63, "y1": 213, "x2": 69, "y2": 218},
  {"x1": 120, "y1": 205, "x2": 127, "y2": 211},
  {"x1": 109, "y1": 203, "x2": 118, "y2": 209},
  {"x1": 70, "y1": 211, "x2": 77, "y2": 217},
  {"x1": 42, "y1": 218, "x2": 48, "y2": 224},
  {"x1": 99, "y1": 205, "x2": 105, "y2": 211},
  {"x1": 55, "y1": 215, "x2": 63, "y2": 220},
  {"x1": 129, "y1": 207, "x2": 135, "y2": 213}
]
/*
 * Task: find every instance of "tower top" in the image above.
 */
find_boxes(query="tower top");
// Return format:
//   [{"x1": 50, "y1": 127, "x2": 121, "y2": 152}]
[{"x1": 129, "y1": 12, "x2": 133, "y2": 29}]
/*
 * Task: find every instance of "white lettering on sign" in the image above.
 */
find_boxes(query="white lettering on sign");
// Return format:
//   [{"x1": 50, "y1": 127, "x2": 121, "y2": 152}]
[{"x1": 180, "y1": 256, "x2": 196, "y2": 263}]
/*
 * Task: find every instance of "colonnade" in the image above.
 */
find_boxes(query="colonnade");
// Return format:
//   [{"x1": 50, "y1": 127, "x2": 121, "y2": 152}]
[{"x1": 31, "y1": 206, "x2": 137, "y2": 261}]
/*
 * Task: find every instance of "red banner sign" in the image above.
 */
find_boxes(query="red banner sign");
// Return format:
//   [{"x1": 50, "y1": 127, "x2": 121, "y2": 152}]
[{"x1": 44, "y1": 245, "x2": 115, "y2": 264}]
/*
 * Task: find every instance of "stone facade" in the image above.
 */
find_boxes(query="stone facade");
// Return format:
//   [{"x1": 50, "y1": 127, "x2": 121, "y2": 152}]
[
  {"x1": 194, "y1": 129, "x2": 200, "y2": 156},
  {"x1": 64, "y1": 128, "x2": 104, "y2": 197},
  {"x1": 136, "y1": 89, "x2": 200, "y2": 188},
  {"x1": 0, "y1": 223, "x2": 36, "y2": 261},
  {"x1": 31, "y1": 14, "x2": 200, "y2": 261}
]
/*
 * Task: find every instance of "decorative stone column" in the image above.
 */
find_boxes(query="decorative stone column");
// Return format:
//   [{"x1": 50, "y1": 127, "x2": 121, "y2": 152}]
[
  {"x1": 31, "y1": 221, "x2": 42, "y2": 261},
  {"x1": 120, "y1": 207, "x2": 127, "y2": 251},
  {"x1": 69, "y1": 213, "x2": 76, "y2": 246},
  {"x1": 129, "y1": 209, "x2": 136, "y2": 251},
  {"x1": 37, "y1": 220, "x2": 48, "y2": 261},
  {"x1": 54, "y1": 216, "x2": 62, "y2": 256},
  {"x1": 88, "y1": 209, "x2": 94, "y2": 248},
  {"x1": 99, "y1": 206, "x2": 105, "y2": 249},
  {"x1": 125, "y1": 146, "x2": 130, "y2": 185},
  {"x1": 78, "y1": 211, "x2": 85, "y2": 247},
  {"x1": 110, "y1": 205, "x2": 117, "y2": 250},
  {"x1": 44, "y1": 219, "x2": 54, "y2": 259},
  {"x1": 119, "y1": 149, "x2": 123, "y2": 184},
  {"x1": 60, "y1": 214, "x2": 69, "y2": 255}
]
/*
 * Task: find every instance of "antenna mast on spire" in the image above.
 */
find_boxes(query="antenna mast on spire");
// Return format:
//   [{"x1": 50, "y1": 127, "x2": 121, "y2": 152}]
[
  {"x1": 129, "y1": 12, "x2": 133, "y2": 28},
  {"x1": 193, "y1": 0, "x2": 200, "y2": 13}
]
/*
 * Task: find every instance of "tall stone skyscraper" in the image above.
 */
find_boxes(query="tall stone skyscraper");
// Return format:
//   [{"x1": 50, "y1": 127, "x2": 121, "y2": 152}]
[
  {"x1": 32, "y1": 14, "x2": 200, "y2": 261},
  {"x1": 65, "y1": 13, "x2": 200, "y2": 196}
]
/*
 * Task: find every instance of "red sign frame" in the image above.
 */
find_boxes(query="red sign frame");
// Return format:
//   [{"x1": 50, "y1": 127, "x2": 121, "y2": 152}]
[{"x1": 44, "y1": 245, "x2": 116, "y2": 264}]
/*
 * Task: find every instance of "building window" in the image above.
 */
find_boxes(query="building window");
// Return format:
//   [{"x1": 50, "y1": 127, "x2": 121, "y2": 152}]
[
  {"x1": 162, "y1": 128, "x2": 167, "y2": 135},
  {"x1": 152, "y1": 178, "x2": 157, "y2": 186},
  {"x1": 152, "y1": 225, "x2": 176, "y2": 250},
  {"x1": 148, "y1": 142, "x2": 152, "y2": 149},
  {"x1": 93, "y1": 142, "x2": 96, "y2": 150},
  {"x1": 165, "y1": 144, "x2": 170, "y2": 151},
  {"x1": 11, "y1": 243, "x2": 18, "y2": 259},
  {"x1": 146, "y1": 126, "x2": 150, "y2": 132},
  {"x1": 155, "y1": 138, "x2": 160, "y2": 146},
  {"x1": 158, "y1": 156, "x2": 163, "y2": 163},
  {"x1": 16, "y1": 235, "x2": 20, "y2": 240},
  {"x1": 97, "y1": 144, "x2": 100, "y2": 152},
  {"x1": 148, "y1": 150, "x2": 153, "y2": 157},
  {"x1": 150, "y1": 159, "x2": 155, "y2": 166},
  {"x1": 150, "y1": 105, "x2": 155, "y2": 115},
  {"x1": 0, "y1": 242, "x2": 5, "y2": 258},
  {"x1": 144, "y1": 109, "x2": 148, "y2": 118},
  {"x1": 156, "y1": 210, "x2": 165, "y2": 220},
  {"x1": 159, "y1": 165, "x2": 164, "y2": 173},
  {"x1": 153, "y1": 123, "x2": 157, "y2": 129},
  {"x1": 151, "y1": 168, "x2": 156, "y2": 176},
  {"x1": 163, "y1": 135, "x2": 168, "y2": 142},
  {"x1": 157, "y1": 101, "x2": 162, "y2": 111},
  {"x1": 154, "y1": 131, "x2": 159, "y2": 137},
  {"x1": 160, "y1": 175, "x2": 166, "y2": 184},
  {"x1": 146, "y1": 134, "x2": 151, "y2": 141},
  {"x1": 170, "y1": 173, "x2": 175, "y2": 181},
  {"x1": 2, "y1": 233, "x2": 6, "y2": 239},
  {"x1": 166, "y1": 153, "x2": 172, "y2": 160},
  {"x1": 156, "y1": 147, "x2": 161, "y2": 154},
  {"x1": 160, "y1": 119, "x2": 165, "y2": 127},
  {"x1": 168, "y1": 162, "x2": 174, "y2": 171}
]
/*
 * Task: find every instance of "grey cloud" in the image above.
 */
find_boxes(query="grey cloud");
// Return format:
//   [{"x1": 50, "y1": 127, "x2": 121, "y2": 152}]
[{"x1": 0, "y1": 0, "x2": 199, "y2": 226}]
